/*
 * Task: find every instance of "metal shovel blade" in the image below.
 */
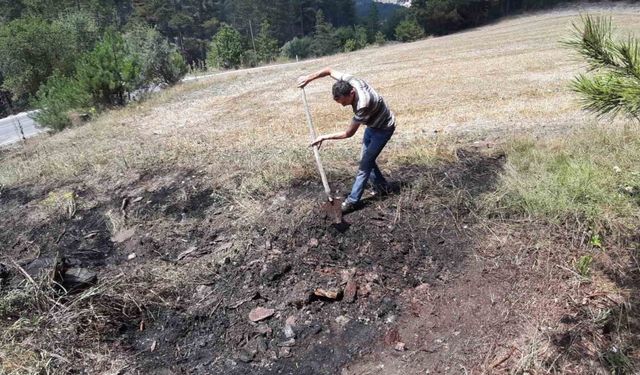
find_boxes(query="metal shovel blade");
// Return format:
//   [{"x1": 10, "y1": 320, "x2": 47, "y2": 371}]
[{"x1": 320, "y1": 197, "x2": 343, "y2": 224}]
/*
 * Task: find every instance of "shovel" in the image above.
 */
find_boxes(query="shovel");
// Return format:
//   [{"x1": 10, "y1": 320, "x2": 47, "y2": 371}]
[{"x1": 301, "y1": 87, "x2": 343, "y2": 224}]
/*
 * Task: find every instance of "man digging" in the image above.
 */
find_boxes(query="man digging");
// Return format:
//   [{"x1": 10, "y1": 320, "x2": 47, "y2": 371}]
[{"x1": 297, "y1": 68, "x2": 397, "y2": 213}]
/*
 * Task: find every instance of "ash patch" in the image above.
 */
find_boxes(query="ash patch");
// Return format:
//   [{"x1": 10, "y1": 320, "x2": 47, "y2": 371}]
[
  {"x1": 126, "y1": 187, "x2": 225, "y2": 222},
  {"x1": 23, "y1": 207, "x2": 115, "y2": 268}
]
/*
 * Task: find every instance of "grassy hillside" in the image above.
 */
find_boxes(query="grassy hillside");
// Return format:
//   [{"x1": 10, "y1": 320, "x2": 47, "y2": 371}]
[{"x1": 1, "y1": 5, "x2": 639, "y2": 375}]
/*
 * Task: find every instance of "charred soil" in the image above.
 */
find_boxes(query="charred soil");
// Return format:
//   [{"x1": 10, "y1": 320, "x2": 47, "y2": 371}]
[{"x1": 1, "y1": 149, "x2": 638, "y2": 374}]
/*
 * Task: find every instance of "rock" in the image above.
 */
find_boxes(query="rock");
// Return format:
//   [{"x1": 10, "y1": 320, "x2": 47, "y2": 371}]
[
  {"x1": 285, "y1": 315, "x2": 297, "y2": 327},
  {"x1": 260, "y1": 262, "x2": 292, "y2": 282},
  {"x1": 237, "y1": 349, "x2": 255, "y2": 363},
  {"x1": 278, "y1": 347, "x2": 292, "y2": 358},
  {"x1": 63, "y1": 268, "x2": 97, "y2": 290},
  {"x1": 254, "y1": 324, "x2": 273, "y2": 336},
  {"x1": 340, "y1": 268, "x2": 357, "y2": 283},
  {"x1": 284, "y1": 281, "x2": 312, "y2": 308},
  {"x1": 343, "y1": 279, "x2": 357, "y2": 303},
  {"x1": 308, "y1": 238, "x2": 319, "y2": 248},
  {"x1": 395, "y1": 342, "x2": 406, "y2": 351},
  {"x1": 298, "y1": 323, "x2": 322, "y2": 339},
  {"x1": 278, "y1": 339, "x2": 295, "y2": 347},
  {"x1": 111, "y1": 228, "x2": 135, "y2": 243},
  {"x1": 284, "y1": 324, "x2": 295, "y2": 339},
  {"x1": 249, "y1": 307, "x2": 275, "y2": 322},
  {"x1": 127, "y1": 253, "x2": 137, "y2": 260},
  {"x1": 384, "y1": 328, "x2": 401, "y2": 346},
  {"x1": 313, "y1": 288, "x2": 341, "y2": 300}
]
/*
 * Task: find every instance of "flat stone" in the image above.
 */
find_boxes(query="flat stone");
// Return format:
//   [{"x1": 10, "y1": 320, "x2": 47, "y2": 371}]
[
  {"x1": 63, "y1": 268, "x2": 97, "y2": 290},
  {"x1": 237, "y1": 349, "x2": 254, "y2": 363},
  {"x1": 260, "y1": 262, "x2": 292, "y2": 282},
  {"x1": 284, "y1": 281, "x2": 312, "y2": 308},
  {"x1": 314, "y1": 288, "x2": 341, "y2": 300},
  {"x1": 278, "y1": 338, "x2": 295, "y2": 347},
  {"x1": 343, "y1": 279, "x2": 357, "y2": 303},
  {"x1": 249, "y1": 307, "x2": 275, "y2": 322},
  {"x1": 284, "y1": 324, "x2": 295, "y2": 339},
  {"x1": 111, "y1": 228, "x2": 135, "y2": 243}
]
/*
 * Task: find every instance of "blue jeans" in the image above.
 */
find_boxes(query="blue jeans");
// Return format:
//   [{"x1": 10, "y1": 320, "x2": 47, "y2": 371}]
[{"x1": 346, "y1": 126, "x2": 395, "y2": 204}]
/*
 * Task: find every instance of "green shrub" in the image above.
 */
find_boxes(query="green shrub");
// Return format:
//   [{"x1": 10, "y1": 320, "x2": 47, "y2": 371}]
[
  {"x1": 241, "y1": 49, "x2": 258, "y2": 68},
  {"x1": 395, "y1": 18, "x2": 426, "y2": 42},
  {"x1": 207, "y1": 24, "x2": 244, "y2": 69},
  {"x1": 124, "y1": 24, "x2": 187, "y2": 86},
  {"x1": 75, "y1": 31, "x2": 141, "y2": 107},
  {"x1": 281, "y1": 36, "x2": 312, "y2": 60},
  {"x1": 343, "y1": 39, "x2": 357, "y2": 52},
  {"x1": 33, "y1": 72, "x2": 90, "y2": 131}
]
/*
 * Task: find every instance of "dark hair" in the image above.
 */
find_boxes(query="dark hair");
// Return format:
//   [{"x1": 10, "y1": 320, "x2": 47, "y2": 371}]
[{"x1": 332, "y1": 80, "x2": 352, "y2": 99}]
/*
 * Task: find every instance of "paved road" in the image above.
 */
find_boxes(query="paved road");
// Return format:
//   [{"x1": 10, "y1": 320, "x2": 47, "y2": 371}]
[{"x1": 0, "y1": 110, "x2": 42, "y2": 147}]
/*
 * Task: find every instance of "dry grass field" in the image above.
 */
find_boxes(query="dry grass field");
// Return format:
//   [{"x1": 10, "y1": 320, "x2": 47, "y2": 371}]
[{"x1": 1, "y1": 4, "x2": 640, "y2": 375}]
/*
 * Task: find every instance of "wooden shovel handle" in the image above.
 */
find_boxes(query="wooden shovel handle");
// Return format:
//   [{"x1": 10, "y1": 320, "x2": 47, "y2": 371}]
[{"x1": 301, "y1": 88, "x2": 333, "y2": 201}]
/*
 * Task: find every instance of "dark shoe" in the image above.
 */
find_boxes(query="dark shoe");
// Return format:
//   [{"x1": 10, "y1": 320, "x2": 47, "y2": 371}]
[{"x1": 341, "y1": 200, "x2": 357, "y2": 213}]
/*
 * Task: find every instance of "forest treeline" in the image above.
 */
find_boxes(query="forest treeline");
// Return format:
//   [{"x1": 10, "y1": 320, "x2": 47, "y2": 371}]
[{"x1": 0, "y1": 0, "x2": 592, "y2": 129}]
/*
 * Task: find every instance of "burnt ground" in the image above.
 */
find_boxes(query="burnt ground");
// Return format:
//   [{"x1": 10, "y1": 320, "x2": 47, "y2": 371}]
[{"x1": 1, "y1": 149, "x2": 638, "y2": 374}]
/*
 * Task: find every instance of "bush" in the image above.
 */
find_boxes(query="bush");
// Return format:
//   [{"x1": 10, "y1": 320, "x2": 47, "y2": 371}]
[
  {"x1": 281, "y1": 37, "x2": 312, "y2": 60},
  {"x1": 124, "y1": 24, "x2": 187, "y2": 86},
  {"x1": 207, "y1": 24, "x2": 244, "y2": 69},
  {"x1": 242, "y1": 49, "x2": 258, "y2": 68},
  {"x1": 33, "y1": 72, "x2": 91, "y2": 131},
  {"x1": 395, "y1": 18, "x2": 426, "y2": 42},
  {"x1": 160, "y1": 50, "x2": 188, "y2": 85},
  {"x1": 343, "y1": 39, "x2": 357, "y2": 52},
  {"x1": 75, "y1": 31, "x2": 141, "y2": 107}
]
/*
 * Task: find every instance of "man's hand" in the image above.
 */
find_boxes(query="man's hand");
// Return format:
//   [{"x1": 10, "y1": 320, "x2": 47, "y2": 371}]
[
  {"x1": 297, "y1": 75, "x2": 311, "y2": 88},
  {"x1": 310, "y1": 135, "x2": 324, "y2": 149}
]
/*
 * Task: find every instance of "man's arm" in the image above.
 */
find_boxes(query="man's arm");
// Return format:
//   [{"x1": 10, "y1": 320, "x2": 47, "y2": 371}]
[
  {"x1": 297, "y1": 67, "x2": 343, "y2": 87},
  {"x1": 310, "y1": 121, "x2": 360, "y2": 148}
]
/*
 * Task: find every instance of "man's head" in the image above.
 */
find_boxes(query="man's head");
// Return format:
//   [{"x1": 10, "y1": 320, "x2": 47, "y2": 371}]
[{"x1": 332, "y1": 80, "x2": 355, "y2": 106}]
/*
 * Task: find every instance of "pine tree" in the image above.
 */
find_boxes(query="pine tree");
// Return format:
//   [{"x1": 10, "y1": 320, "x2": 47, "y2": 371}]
[
  {"x1": 566, "y1": 15, "x2": 640, "y2": 121},
  {"x1": 256, "y1": 20, "x2": 279, "y2": 63},
  {"x1": 310, "y1": 9, "x2": 338, "y2": 56},
  {"x1": 366, "y1": 2, "x2": 380, "y2": 43},
  {"x1": 395, "y1": 17, "x2": 425, "y2": 42},
  {"x1": 207, "y1": 23, "x2": 244, "y2": 69}
]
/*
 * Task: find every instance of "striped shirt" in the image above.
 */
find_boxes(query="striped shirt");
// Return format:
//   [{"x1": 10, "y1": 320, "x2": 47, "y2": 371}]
[{"x1": 332, "y1": 71, "x2": 396, "y2": 130}]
